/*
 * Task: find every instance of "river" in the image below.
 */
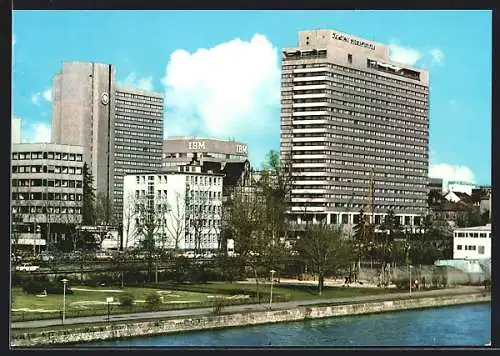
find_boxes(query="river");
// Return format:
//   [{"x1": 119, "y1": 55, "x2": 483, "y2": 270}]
[{"x1": 92, "y1": 303, "x2": 490, "y2": 347}]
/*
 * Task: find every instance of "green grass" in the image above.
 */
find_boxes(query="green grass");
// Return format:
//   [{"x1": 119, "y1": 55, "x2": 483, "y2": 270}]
[
  {"x1": 12, "y1": 281, "x2": 400, "y2": 322},
  {"x1": 11, "y1": 285, "x2": 234, "y2": 322}
]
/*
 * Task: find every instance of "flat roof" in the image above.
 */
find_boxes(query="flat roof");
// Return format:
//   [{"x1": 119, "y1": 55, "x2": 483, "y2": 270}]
[
  {"x1": 124, "y1": 170, "x2": 224, "y2": 177},
  {"x1": 454, "y1": 224, "x2": 491, "y2": 232}
]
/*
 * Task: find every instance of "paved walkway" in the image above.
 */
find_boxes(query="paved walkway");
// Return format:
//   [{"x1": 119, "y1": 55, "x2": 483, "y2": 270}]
[{"x1": 12, "y1": 286, "x2": 486, "y2": 330}]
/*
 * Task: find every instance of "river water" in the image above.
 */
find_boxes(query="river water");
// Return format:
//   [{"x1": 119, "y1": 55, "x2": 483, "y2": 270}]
[{"x1": 93, "y1": 303, "x2": 490, "y2": 347}]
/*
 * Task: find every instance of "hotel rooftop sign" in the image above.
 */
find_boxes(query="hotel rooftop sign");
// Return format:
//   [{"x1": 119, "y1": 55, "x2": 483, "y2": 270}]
[{"x1": 332, "y1": 32, "x2": 375, "y2": 51}]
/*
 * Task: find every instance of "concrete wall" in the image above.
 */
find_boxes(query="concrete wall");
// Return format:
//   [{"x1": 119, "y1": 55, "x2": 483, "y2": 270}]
[{"x1": 12, "y1": 293, "x2": 489, "y2": 346}]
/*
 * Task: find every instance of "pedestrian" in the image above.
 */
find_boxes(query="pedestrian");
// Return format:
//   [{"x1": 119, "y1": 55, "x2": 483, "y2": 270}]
[{"x1": 414, "y1": 279, "x2": 419, "y2": 290}]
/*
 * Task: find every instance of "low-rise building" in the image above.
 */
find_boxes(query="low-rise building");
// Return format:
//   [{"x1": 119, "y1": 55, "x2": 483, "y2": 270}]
[
  {"x1": 453, "y1": 224, "x2": 491, "y2": 260},
  {"x1": 11, "y1": 143, "x2": 84, "y2": 251},
  {"x1": 122, "y1": 163, "x2": 224, "y2": 251},
  {"x1": 162, "y1": 136, "x2": 248, "y2": 171}
]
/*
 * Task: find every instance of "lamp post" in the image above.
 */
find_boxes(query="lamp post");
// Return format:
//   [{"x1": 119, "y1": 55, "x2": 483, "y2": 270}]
[
  {"x1": 408, "y1": 265, "x2": 413, "y2": 298},
  {"x1": 106, "y1": 297, "x2": 113, "y2": 322},
  {"x1": 269, "y1": 270, "x2": 276, "y2": 310},
  {"x1": 61, "y1": 278, "x2": 68, "y2": 325}
]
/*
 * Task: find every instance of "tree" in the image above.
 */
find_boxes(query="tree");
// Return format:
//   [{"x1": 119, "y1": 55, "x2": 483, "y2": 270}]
[
  {"x1": 134, "y1": 196, "x2": 160, "y2": 282},
  {"x1": 95, "y1": 192, "x2": 114, "y2": 226},
  {"x1": 166, "y1": 192, "x2": 186, "y2": 252},
  {"x1": 82, "y1": 163, "x2": 96, "y2": 226},
  {"x1": 295, "y1": 223, "x2": 353, "y2": 295},
  {"x1": 427, "y1": 190, "x2": 444, "y2": 209},
  {"x1": 456, "y1": 206, "x2": 484, "y2": 228},
  {"x1": 352, "y1": 209, "x2": 375, "y2": 282},
  {"x1": 122, "y1": 191, "x2": 139, "y2": 250},
  {"x1": 374, "y1": 209, "x2": 402, "y2": 286}
]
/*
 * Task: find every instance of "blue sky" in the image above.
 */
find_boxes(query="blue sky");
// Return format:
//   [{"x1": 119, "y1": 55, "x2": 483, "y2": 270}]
[{"x1": 12, "y1": 10, "x2": 491, "y2": 186}]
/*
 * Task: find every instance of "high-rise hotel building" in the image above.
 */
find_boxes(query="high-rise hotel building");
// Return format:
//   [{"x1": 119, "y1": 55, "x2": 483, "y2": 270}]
[
  {"x1": 281, "y1": 30, "x2": 429, "y2": 227},
  {"x1": 51, "y1": 62, "x2": 164, "y2": 223}
]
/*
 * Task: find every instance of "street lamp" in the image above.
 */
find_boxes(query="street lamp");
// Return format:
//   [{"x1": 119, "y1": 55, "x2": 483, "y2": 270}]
[
  {"x1": 269, "y1": 270, "x2": 276, "y2": 310},
  {"x1": 106, "y1": 297, "x2": 113, "y2": 322},
  {"x1": 408, "y1": 265, "x2": 413, "y2": 298},
  {"x1": 61, "y1": 278, "x2": 68, "y2": 325}
]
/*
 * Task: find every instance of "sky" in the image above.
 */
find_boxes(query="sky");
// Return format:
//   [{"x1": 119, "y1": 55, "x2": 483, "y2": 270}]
[{"x1": 12, "y1": 10, "x2": 492, "y2": 187}]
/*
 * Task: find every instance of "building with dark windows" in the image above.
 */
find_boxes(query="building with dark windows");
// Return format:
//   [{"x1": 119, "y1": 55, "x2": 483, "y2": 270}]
[
  {"x1": 281, "y1": 30, "x2": 429, "y2": 229},
  {"x1": 11, "y1": 143, "x2": 84, "y2": 251},
  {"x1": 51, "y1": 61, "x2": 164, "y2": 223},
  {"x1": 163, "y1": 136, "x2": 248, "y2": 171}
]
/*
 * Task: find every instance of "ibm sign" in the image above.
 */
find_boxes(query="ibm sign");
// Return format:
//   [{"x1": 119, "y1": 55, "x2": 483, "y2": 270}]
[
  {"x1": 236, "y1": 144, "x2": 247, "y2": 154},
  {"x1": 188, "y1": 141, "x2": 206, "y2": 150}
]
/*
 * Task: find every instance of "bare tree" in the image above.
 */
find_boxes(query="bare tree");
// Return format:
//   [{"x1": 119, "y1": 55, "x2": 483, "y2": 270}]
[
  {"x1": 122, "y1": 191, "x2": 139, "y2": 251},
  {"x1": 165, "y1": 191, "x2": 186, "y2": 252}
]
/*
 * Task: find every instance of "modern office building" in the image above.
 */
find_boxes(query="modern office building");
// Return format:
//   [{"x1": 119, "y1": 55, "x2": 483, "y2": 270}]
[
  {"x1": 11, "y1": 143, "x2": 84, "y2": 250},
  {"x1": 51, "y1": 61, "x2": 164, "y2": 223},
  {"x1": 122, "y1": 163, "x2": 223, "y2": 251},
  {"x1": 281, "y1": 30, "x2": 429, "y2": 227},
  {"x1": 163, "y1": 136, "x2": 248, "y2": 171},
  {"x1": 12, "y1": 116, "x2": 21, "y2": 145}
]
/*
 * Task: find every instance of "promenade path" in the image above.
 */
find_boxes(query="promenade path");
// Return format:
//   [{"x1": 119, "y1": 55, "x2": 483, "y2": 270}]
[{"x1": 12, "y1": 286, "x2": 486, "y2": 330}]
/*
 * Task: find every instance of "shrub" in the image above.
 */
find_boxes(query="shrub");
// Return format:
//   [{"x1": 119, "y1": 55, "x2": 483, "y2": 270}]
[
  {"x1": 145, "y1": 292, "x2": 162, "y2": 310},
  {"x1": 119, "y1": 293, "x2": 135, "y2": 307},
  {"x1": 212, "y1": 299, "x2": 225, "y2": 316}
]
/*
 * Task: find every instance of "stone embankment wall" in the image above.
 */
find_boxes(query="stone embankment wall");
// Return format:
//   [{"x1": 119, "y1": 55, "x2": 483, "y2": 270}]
[{"x1": 12, "y1": 293, "x2": 490, "y2": 346}]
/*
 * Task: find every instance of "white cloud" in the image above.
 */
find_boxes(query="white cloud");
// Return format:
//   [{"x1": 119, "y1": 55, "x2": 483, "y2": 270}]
[
  {"x1": 118, "y1": 73, "x2": 154, "y2": 91},
  {"x1": 22, "y1": 122, "x2": 51, "y2": 143},
  {"x1": 161, "y1": 34, "x2": 280, "y2": 139},
  {"x1": 31, "y1": 92, "x2": 41, "y2": 105},
  {"x1": 388, "y1": 42, "x2": 423, "y2": 66},
  {"x1": 429, "y1": 163, "x2": 476, "y2": 190},
  {"x1": 31, "y1": 88, "x2": 52, "y2": 105},
  {"x1": 42, "y1": 88, "x2": 52, "y2": 102},
  {"x1": 429, "y1": 48, "x2": 444, "y2": 65}
]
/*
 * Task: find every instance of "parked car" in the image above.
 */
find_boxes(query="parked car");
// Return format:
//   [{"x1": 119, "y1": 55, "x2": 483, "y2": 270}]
[
  {"x1": 184, "y1": 251, "x2": 195, "y2": 259},
  {"x1": 15, "y1": 263, "x2": 40, "y2": 272}
]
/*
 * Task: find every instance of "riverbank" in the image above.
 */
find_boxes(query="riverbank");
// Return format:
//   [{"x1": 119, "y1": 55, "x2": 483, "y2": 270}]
[{"x1": 12, "y1": 291, "x2": 490, "y2": 346}]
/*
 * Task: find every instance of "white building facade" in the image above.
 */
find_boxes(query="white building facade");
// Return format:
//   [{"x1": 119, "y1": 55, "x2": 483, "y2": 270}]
[
  {"x1": 453, "y1": 224, "x2": 491, "y2": 260},
  {"x1": 447, "y1": 181, "x2": 477, "y2": 196},
  {"x1": 122, "y1": 166, "x2": 223, "y2": 251}
]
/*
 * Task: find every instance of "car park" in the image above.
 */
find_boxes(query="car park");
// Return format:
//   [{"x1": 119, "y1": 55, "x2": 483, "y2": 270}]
[{"x1": 15, "y1": 263, "x2": 40, "y2": 272}]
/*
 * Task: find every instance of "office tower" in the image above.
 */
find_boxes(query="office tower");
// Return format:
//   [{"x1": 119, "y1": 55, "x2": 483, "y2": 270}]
[
  {"x1": 281, "y1": 30, "x2": 429, "y2": 227},
  {"x1": 162, "y1": 136, "x2": 248, "y2": 171},
  {"x1": 11, "y1": 143, "x2": 84, "y2": 248},
  {"x1": 12, "y1": 116, "x2": 21, "y2": 144},
  {"x1": 51, "y1": 62, "x2": 164, "y2": 223}
]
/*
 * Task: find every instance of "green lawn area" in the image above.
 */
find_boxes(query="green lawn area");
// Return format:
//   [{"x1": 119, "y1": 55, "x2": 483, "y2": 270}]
[
  {"x1": 11, "y1": 286, "x2": 230, "y2": 322},
  {"x1": 173, "y1": 281, "x2": 398, "y2": 301},
  {"x1": 12, "y1": 281, "x2": 399, "y2": 322}
]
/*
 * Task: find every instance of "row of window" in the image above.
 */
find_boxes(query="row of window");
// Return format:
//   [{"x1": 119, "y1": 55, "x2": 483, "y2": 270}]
[
  {"x1": 115, "y1": 152, "x2": 160, "y2": 161},
  {"x1": 116, "y1": 91, "x2": 163, "y2": 103},
  {"x1": 327, "y1": 151, "x2": 425, "y2": 166},
  {"x1": 288, "y1": 100, "x2": 427, "y2": 122},
  {"x1": 116, "y1": 106, "x2": 162, "y2": 117},
  {"x1": 115, "y1": 99, "x2": 163, "y2": 110},
  {"x1": 187, "y1": 175, "x2": 223, "y2": 186},
  {"x1": 184, "y1": 233, "x2": 218, "y2": 246},
  {"x1": 291, "y1": 147, "x2": 426, "y2": 160},
  {"x1": 454, "y1": 232, "x2": 491, "y2": 238},
  {"x1": 135, "y1": 175, "x2": 168, "y2": 184},
  {"x1": 12, "y1": 151, "x2": 83, "y2": 162},
  {"x1": 456, "y1": 245, "x2": 486, "y2": 254},
  {"x1": 189, "y1": 190, "x2": 222, "y2": 200},
  {"x1": 114, "y1": 159, "x2": 159, "y2": 167},
  {"x1": 282, "y1": 62, "x2": 428, "y2": 92},
  {"x1": 12, "y1": 179, "x2": 83, "y2": 188},
  {"x1": 327, "y1": 115, "x2": 427, "y2": 136},
  {"x1": 326, "y1": 173, "x2": 425, "y2": 189},
  {"x1": 327, "y1": 133, "x2": 427, "y2": 151},
  {"x1": 115, "y1": 114, "x2": 162, "y2": 126},
  {"x1": 12, "y1": 165, "x2": 83, "y2": 175},
  {"x1": 328, "y1": 159, "x2": 426, "y2": 174},
  {"x1": 293, "y1": 193, "x2": 421, "y2": 204},
  {"x1": 12, "y1": 206, "x2": 82, "y2": 215},
  {"x1": 292, "y1": 201, "x2": 427, "y2": 212},
  {"x1": 115, "y1": 145, "x2": 162, "y2": 154},
  {"x1": 320, "y1": 185, "x2": 425, "y2": 197},
  {"x1": 115, "y1": 121, "x2": 162, "y2": 132},
  {"x1": 12, "y1": 192, "x2": 83, "y2": 201},
  {"x1": 115, "y1": 129, "x2": 161, "y2": 139},
  {"x1": 115, "y1": 137, "x2": 163, "y2": 146}
]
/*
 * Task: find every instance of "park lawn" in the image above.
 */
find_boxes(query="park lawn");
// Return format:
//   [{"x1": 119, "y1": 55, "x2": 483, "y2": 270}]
[
  {"x1": 12, "y1": 286, "x2": 215, "y2": 315},
  {"x1": 173, "y1": 282, "x2": 398, "y2": 301}
]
